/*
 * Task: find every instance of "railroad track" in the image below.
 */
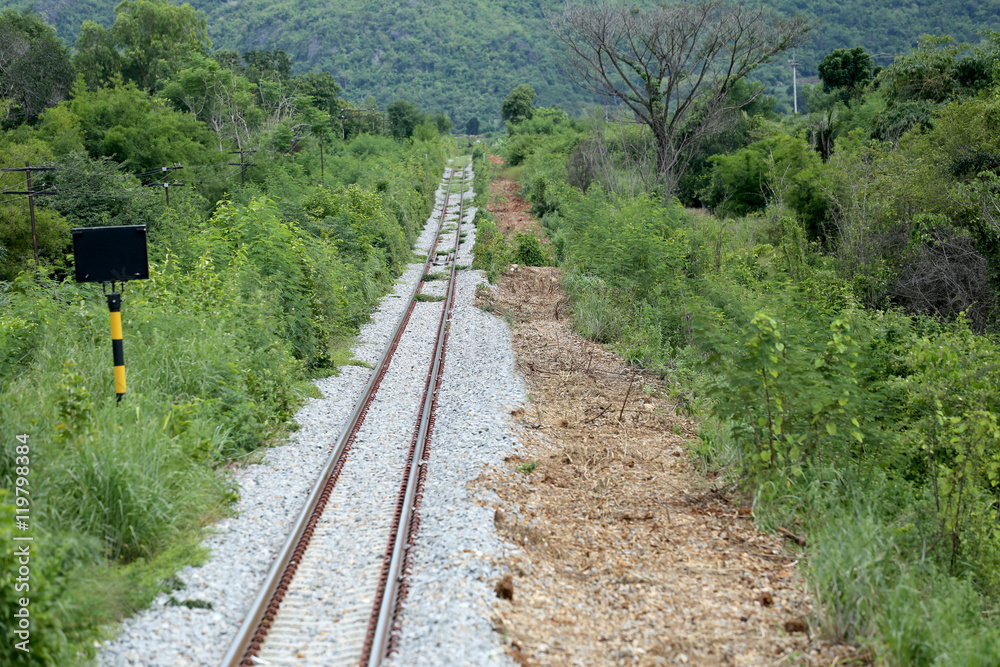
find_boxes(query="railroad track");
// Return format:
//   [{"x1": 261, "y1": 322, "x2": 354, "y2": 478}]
[{"x1": 221, "y1": 165, "x2": 471, "y2": 667}]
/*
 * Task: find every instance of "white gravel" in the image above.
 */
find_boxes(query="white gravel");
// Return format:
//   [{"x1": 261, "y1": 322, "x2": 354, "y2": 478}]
[{"x1": 97, "y1": 164, "x2": 522, "y2": 666}]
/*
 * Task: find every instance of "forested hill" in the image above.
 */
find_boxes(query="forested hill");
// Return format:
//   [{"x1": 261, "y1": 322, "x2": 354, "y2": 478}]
[{"x1": 7, "y1": 0, "x2": 1000, "y2": 122}]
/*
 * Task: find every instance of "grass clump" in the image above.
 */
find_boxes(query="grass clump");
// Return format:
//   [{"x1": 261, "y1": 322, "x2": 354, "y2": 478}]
[
  {"x1": 516, "y1": 460, "x2": 539, "y2": 474},
  {"x1": 415, "y1": 293, "x2": 446, "y2": 302}
]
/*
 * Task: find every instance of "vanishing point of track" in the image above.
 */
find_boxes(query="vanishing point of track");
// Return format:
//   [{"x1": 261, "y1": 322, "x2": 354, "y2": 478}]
[{"x1": 221, "y1": 165, "x2": 470, "y2": 667}]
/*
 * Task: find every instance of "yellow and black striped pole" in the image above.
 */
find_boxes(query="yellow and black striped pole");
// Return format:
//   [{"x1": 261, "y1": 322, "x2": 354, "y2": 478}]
[{"x1": 107, "y1": 293, "x2": 126, "y2": 402}]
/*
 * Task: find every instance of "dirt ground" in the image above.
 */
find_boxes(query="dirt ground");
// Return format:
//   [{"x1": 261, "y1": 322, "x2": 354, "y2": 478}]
[
  {"x1": 488, "y1": 180, "x2": 547, "y2": 238},
  {"x1": 475, "y1": 181, "x2": 861, "y2": 666}
]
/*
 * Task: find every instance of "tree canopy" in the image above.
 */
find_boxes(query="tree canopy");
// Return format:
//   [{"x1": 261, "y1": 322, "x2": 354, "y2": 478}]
[
  {"x1": 386, "y1": 99, "x2": 422, "y2": 139},
  {"x1": 818, "y1": 46, "x2": 874, "y2": 103},
  {"x1": 73, "y1": 0, "x2": 211, "y2": 92},
  {"x1": 0, "y1": 9, "x2": 74, "y2": 125},
  {"x1": 502, "y1": 84, "x2": 536, "y2": 124}
]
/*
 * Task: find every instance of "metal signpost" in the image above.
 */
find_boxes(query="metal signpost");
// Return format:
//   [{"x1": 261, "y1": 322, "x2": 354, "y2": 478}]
[{"x1": 72, "y1": 225, "x2": 150, "y2": 402}]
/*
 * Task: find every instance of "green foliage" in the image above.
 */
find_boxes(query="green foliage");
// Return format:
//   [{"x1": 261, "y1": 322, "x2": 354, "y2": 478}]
[
  {"x1": 702, "y1": 131, "x2": 830, "y2": 239},
  {"x1": 903, "y1": 322, "x2": 1000, "y2": 588},
  {"x1": 73, "y1": 0, "x2": 211, "y2": 92},
  {"x1": 303, "y1": 182, "x2": 409, "y2": 275},
  {"x1": 809, "y1": 502, "x2": 1000, "y2": 664},
  {"x1": 516, "y1": 460, "x2": 538, "y2": 474},
  {"x1": 0, "y1": 203, "x2": 70, "y2": 280},
  {"x1": 41, "y1": 78, "x2": 221, "y2": 173},
  {"x1": 818, "y1": 46, "x2": 874, "y2": 103},
  {"x1": 512, "y1": 232, "x2": 547, "y2": 266},
  {"x1": 0, "y1": 9, "x2": 74, "y2": 126},
  {"x1": 46, "y1": 153, "x2": 162, "y2": 230},
  {"x1": 9, "y1": 0, "x2": 1000, "y2": 123},
  {"x1": 502, "y1": 83, "x2": 535, "y2": 124},
  {"x1": 879, "y1": 35, "x2": 996, "y2": 106},
  {"x1": 470, "y1": 209, "x2": 510, "y2": 283},
  {"x1": 0, "y1": 491, "x2": 113, "y2": 666},
  {"x1": 386, "y1": 99, "x2": 423, "y2": 140},
  {"x1": 693, "y1": 294, "x2": 867, "y2": 475}
]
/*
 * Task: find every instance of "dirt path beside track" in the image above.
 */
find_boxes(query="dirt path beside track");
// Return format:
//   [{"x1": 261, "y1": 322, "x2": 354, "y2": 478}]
[{"x1": 476, "y1": 180, "x2": 860, "y2": 666}]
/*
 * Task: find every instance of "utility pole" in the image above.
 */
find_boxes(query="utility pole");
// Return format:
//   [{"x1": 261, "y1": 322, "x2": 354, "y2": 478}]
[
  {"x1": 339, "y1": 108, "x2": 379, "y2": 139},
  {"x1": 789, "y1": 49, "x2": 800, "y2": 114},
  {"x1": 141, "y1": 163, "x2": 184, "y2": 205},
  {"x1": 228, "y1": 149, "x2": 257, "y2": 186},
  {"x1": 1, "y1": 161, "x2": 57, "y2": 267}
]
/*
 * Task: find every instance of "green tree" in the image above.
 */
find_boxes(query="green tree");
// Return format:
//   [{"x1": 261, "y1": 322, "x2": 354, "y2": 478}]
[
  {"x1": 412, "y1": 120, "x2": 438, "y2": 141},
  {"x1": 432, "y1": 112, "x2": 452, "y2": 135},
  {"x1": 40, "y1": 79, "x2": 219, "y2": 173},
  {"x1": 162, "y1": 56, "x2": 264, "y2": 151},
  {"x1": 386, "y1": 99, "x2": 422, "y2": 139},
  {"x1": 73, "y1": 0, "x2": 211, "y2": 92},
  {"x1": 465, "y1": 116, "x2": 480, "y2": 135},
  {"x1": 293, "y1": 71, "x2": 343, "y2": 117},
  {"x1": 73, "y1": 20, "x2": 123, "y2": 91},
  {"x1": 879, "y1": 35, "x2": 996, "y2": 106},
  {"x1": 703, "y1": 131, "x2": 830, "y2": 238},
  {"x1": 501, "y1": 84, "x2": 536, "y2": 124},
  {"x1": 0, "y1": 10, "x2": 74, "y2": 125},
  {"x1": 818, "y1": 47, "x2": 874, "y2": 105}
]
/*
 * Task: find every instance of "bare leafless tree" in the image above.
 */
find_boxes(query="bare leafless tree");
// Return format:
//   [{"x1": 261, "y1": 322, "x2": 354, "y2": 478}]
[{"x1": 552, "y1": 1, "x2": 813, "y2": 195}]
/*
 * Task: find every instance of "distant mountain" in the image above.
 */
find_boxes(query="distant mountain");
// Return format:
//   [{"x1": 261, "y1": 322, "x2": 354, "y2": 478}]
[{"x1": 8, "y1": 0, "x2": 1000, "y2": 124}]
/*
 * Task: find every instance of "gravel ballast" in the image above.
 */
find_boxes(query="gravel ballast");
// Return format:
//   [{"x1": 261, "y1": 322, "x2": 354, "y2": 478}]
[{"x1": 98, "y1": 165, "x2": 522, "y2": 666}]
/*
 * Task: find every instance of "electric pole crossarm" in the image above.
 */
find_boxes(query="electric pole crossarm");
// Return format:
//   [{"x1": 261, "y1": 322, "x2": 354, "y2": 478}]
[
  {"x1": 1, "y1": 191, "x2": 57, "y2": 195},
  {"x1": 228, "y1": 150, "x2": 257, "y2": 186}
]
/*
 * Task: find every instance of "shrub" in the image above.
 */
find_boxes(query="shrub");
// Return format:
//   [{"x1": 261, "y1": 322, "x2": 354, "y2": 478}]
[
  {"x1": 471, "y1": 211, "x2": 510, "y2": 282},
  {"x1": 513, "y1": 232, "x2": 547, "y2": 266}
]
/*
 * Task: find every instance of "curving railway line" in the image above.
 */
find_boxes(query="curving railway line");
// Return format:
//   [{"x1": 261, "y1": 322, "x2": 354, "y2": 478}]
[{"x1": 221, "y1": 165, "x2": 471, "y2": 667}]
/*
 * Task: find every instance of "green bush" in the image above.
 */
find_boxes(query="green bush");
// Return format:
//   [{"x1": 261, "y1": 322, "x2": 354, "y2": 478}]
[
  {"x1": 471, "y1": 210, "x2": 510, "y2": 282},
  {"x1": 512, "y1": 232, "x2": 547, "y2": 266}
]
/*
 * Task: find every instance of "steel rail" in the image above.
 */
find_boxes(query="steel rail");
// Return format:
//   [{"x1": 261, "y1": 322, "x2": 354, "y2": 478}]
[
  {"x1": 361, "y1": 168, "x2": 467, "y2": 666},
  {"x1": 220, "y1": 167, "x2": 461, "y2": 667}
]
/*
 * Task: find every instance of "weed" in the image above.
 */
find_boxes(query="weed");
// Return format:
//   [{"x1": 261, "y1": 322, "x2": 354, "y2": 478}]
[
  {"x1": 415, "y1": 294, "x2": 446, "y2": 302},
  {"x1": 166, "y1": 596, "x2": 214, "y2": 609},
  {"x1": 517, "y1": 460, "x2": 539, "y2": 474},
  {"x1": 424, "y1": 271, "x2": 449, "y2": 281}
]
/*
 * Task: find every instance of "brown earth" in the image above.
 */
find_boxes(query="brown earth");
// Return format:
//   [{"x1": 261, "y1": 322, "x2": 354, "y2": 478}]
[
  {"x1": 488, "y1": 180, "x2": 546, "y2": 238},
  {"x1": 475, "y1": 181, "x2": 861, "y2": 666}
]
